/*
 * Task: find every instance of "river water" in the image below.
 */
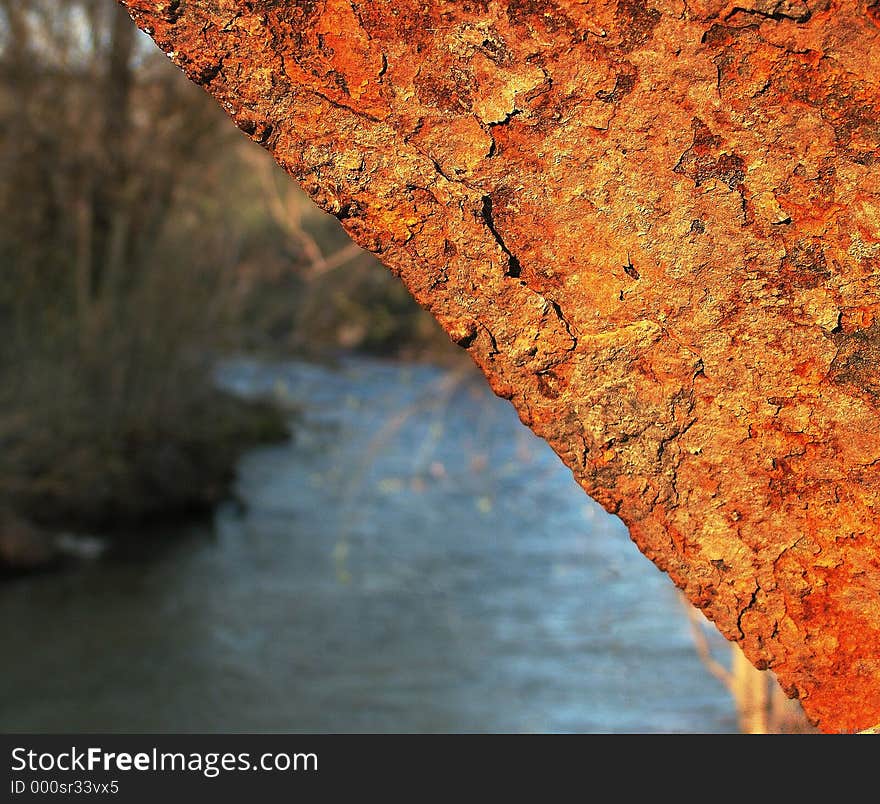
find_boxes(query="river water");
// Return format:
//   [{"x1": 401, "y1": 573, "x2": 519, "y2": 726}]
[{"x1": 0, "y1": 357, "x2": 736, "y2": 732}]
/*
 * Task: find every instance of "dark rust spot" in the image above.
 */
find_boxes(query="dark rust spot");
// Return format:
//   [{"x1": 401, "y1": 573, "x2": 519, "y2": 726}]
[
  {"x1": 674, "y1": 117, "x2": 746, "y2": 190},
  {"x1": 537, "y1": 370, "x2": 563, "y2": 399},
  {"x1": 194, "y1": 58, "x2": 223, "y2": 85},
  {"x1": 725, "y1": 1, "x2": 813, "y2": 24},
  {"x1": 828, "y1": 320, "x2": 880, "y2": 408},
  {"x1": 450, "y1": 320, "x2": 479, "y2": 348},
  {"x1": 596, "y1": 70, "x2": 637, "y2": 103},
  {"x1": 776, "y1": 239, "x2": 831, "y2": 290},
  {"x1": 164, "y1": 0, "x2": 182, "y2": 23},
  {"x1": 415, "y1": 65, "x2": 475, "y2": 113},
  {"x1": 616, "y1": 0, "x2": 662, "y2": 53},
  {"x1": 478, "y1": 29, "x2": 514, "y2": 65},
  {"x1": 506, "y1": 0, "x2": 578, "y2": 35},
  {"x1": 701, "y1": 23, "x2": 755, "y2": 47}
]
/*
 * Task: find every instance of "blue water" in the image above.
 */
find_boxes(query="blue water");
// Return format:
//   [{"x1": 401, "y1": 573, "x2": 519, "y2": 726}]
[{"x1": 0, "y1": 357, "x2": 736, "y2": 732}]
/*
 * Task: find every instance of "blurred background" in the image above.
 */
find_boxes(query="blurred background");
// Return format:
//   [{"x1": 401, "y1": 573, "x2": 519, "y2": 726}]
[{"x1": 0, "y1": 0, "x2": 811, "y2": 733}]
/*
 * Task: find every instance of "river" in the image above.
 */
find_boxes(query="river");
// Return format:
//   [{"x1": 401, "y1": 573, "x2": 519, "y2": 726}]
[{"x1": 0, "y1": 356, "x2": 736, "y2": 732}]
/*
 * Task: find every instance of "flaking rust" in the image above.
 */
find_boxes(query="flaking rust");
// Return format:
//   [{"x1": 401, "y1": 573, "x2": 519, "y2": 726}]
[{"x1": 119, "y1": 0, "x2": 880, "y2": 732}]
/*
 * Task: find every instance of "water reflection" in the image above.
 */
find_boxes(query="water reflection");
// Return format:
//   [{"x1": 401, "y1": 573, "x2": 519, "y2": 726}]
[{"x1": 0, "y1": 357, "x2": 735, "y2": 732}]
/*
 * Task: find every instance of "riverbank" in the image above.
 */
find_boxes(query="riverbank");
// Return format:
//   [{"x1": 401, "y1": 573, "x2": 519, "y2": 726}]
[
  {"x1": 0, "y1": 344, "x2": 472, "y2": 575},
  {"x1": 0, "y1": 386, "x2": 288, "y2": 573}
]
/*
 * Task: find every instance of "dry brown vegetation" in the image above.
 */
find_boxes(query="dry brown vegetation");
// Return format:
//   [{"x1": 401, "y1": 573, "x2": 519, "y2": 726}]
[
  {"x1": 0, "y1": 0, "x2": 281, "y2": 531},
  {"x1": 0, "y1": 0, "x2": 448, "y2": 538}
]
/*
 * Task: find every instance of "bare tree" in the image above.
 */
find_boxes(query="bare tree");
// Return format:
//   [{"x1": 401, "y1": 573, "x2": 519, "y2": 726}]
[
  {"x1": 684, "y1": 599, "x2": 815, "y2": 733},
  {"x1": 0, "y1": 1, "x2": 275, "y2": 527}
]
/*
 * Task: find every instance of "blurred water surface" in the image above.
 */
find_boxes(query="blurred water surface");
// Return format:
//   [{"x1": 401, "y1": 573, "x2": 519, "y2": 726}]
[{"x1": 0, "y1": 357, "x2": 735, "y2": 732}]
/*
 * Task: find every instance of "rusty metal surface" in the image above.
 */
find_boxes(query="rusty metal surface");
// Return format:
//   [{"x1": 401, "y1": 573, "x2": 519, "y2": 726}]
[{"x1": 120, "y1": 0, "x2": 880, "y2": 732}]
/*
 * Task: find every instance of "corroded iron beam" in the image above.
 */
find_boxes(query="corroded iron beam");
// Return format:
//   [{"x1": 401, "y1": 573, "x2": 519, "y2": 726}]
[{"x1": 120, "y1": 0, "x2": 880, "y2": 732}]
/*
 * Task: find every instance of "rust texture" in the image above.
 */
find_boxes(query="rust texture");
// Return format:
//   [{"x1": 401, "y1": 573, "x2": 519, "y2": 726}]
[{"x1": 119, "y1": 0, "x2": 880, "y2": 732}]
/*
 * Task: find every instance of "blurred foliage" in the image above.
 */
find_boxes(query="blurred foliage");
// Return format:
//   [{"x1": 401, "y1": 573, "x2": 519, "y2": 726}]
[
  {"x1": 0, "y1": 0, "x2": 450, "y2": 531},
  {"x1": 231, "y1": 146, "x2": 452, "y2": 359}
]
